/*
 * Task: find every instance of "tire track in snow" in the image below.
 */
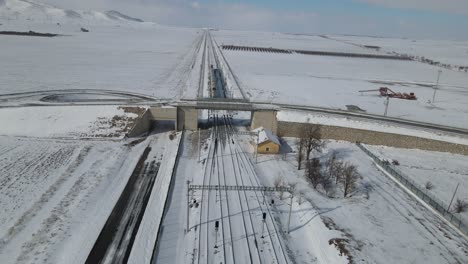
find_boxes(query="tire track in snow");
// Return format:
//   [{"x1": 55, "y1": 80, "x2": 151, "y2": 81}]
[
  {"x1": 363, "y1": 155, "x2": 466, "y2": 263},
  {"x1": 0, "y1": 145, "x2": 88, "y2": 250},
  {"x1": 14, "y1": 146, "x2": 127, "y2": 264}
]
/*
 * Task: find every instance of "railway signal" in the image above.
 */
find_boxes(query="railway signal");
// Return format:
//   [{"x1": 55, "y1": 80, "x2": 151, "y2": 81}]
[
  {"x1": 214, "y1": 221, "x2": 219, "y2": 249},
  {"x1": 287, "y1": 194, "x2": 293, "y2": 234},
  {"x1": 261, "y1": 212, "x2": 267, "y2": 238}
]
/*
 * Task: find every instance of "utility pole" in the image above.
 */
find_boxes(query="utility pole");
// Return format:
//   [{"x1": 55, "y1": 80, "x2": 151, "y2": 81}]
[
  {"x1": 255, "y1": 131, "x2": 259, "y2": 163},
  {"x1": 447, "y1": 183, "x2": 460, "y2": 212},
  {"x1": 384, "y1": 96, "x2": 390, "y2": 116},
  {"x1": 186, "y1": 181, "x2": 190, "y2": 233},
  {"x1": 432, "y1": 69, "x2": 442, "y2": 103},
  {"x1": 197, "y1": 128, "x2": 201, "y2": 162},
  {"x1": 287, "y1": 194, "x2": 293, "y2": 234}
]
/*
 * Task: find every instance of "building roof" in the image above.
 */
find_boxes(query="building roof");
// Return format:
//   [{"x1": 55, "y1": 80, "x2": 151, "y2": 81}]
[{"x1": 252, "y1": 127, "x2": 281, "y2": 146}]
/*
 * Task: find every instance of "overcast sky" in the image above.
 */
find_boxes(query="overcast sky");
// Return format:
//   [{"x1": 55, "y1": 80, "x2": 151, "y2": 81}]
[{"x1": 40, "y1": 0, "x2": 468, "y2": 40}]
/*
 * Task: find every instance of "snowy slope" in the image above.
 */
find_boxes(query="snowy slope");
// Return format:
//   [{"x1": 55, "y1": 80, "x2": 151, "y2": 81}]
[
  {"x1": 366, "y1": 145, "x2": 468, "y2": 222},
  {"x1": 0, "y1": 0, "x2": 143, "y2": 24},
  {"x1": 128, "y1": 132, "x2": 182, "y2": 264},
  {"x1": 0, "y1": 105, "x2": 140, "y2": 138},
  {"x1": 0, "y1": 136, "x2": 149, "y2": 264},
  {"x1": 254, "y1": 139, "x2": 468, "y2": 263}
]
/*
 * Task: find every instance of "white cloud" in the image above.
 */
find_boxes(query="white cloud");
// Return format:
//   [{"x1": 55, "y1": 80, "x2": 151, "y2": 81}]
[
  {"x1": 21, "y1": 0, "x2": 468, "y2": 39},
  {"x1": 191, "y1": 1, "x2": 200, "y2": 10},
  {"x1": 355, "y1": 0, "x2": 468, "y2": 16}
]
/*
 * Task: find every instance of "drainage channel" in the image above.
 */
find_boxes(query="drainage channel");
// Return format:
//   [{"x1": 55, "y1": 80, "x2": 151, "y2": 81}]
[{"x1": 86, "y1": 147, "x2": 161, "y2": 264}]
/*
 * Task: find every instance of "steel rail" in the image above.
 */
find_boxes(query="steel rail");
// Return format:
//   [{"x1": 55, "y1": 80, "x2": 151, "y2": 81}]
[
  {"x1": 226, "y1": 117, "x2": 290, "y2": 263},
  {"x1": 222, "y1": 114, "x2": 261, "y2": 264},
  {"x1": 213, "y1": 115, "x2": 231, "y2": 264}
]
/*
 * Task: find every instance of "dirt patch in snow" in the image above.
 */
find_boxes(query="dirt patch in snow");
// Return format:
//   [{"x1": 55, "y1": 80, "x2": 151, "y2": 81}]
[
  {"x1": 322, "y1": 216, "x2": 365, "y2": 264},
  {"x1": 88, "y1": 107, "x2": 146, "y2": 138},
  {"x1": 119, "y1": 106, "x2": 146, "y2": 117},
  {"x1": 329, "y1": 238, "x2": 352, "y2": 263}
]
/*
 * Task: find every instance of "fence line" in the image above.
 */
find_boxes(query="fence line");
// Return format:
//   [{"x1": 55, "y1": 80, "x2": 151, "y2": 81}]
[{"x1": 356, "y1": 143, "x2": 468, "y2": 236}]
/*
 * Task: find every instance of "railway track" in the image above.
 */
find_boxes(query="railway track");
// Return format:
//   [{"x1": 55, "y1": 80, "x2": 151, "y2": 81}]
[
  {"x1": 195, "y1": 112, "x2": 289, "y2": 264},
  {"x1": 197, "y1": 32, "x2": 208, "y2": 98},
  {"x1": 224, "y1": 115, "x2": 289, "y2": 263}
]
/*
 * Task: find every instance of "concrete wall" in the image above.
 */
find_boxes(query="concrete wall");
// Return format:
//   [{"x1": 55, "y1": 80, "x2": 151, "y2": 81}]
[
  {"x1": 278, "y1": 121, "x2": 468, "y2": 155},
  {"x1": 127, "y1": 109, "x2": 152, "y2": 137},
  {"x1": 149, "y1": 107, "x2": 177, "y2": 121},
  {"x1": 251, "y1": 110, "x2": 278, "y2": 134},
  {"x1": 176, "y1": 107, "x2": 198, "y2": 131}
]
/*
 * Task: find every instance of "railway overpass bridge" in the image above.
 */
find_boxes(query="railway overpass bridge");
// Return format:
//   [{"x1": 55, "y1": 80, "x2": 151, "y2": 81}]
[{"x1": 129, "y1": 99, "x2": 279, "y2": 136}]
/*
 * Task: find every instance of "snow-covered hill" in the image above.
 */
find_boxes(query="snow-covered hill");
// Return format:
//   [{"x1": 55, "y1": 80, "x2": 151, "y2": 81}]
[{"x1": 0, "y1": 0, "x2": 143, "y2": 24}]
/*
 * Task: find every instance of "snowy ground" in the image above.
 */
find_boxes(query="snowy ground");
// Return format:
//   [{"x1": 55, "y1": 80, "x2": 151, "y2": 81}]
[
  {"x1": 162, "y1": 116, "x2": 348, "y2": 264},
  {"x1": 213, "y1": 30, "x2": 382, "y2": 55},
  {"x1": 213, "y1": 30, "x2": 468, "y2": 129},
  {"x1": 278, "y1": 110, "x2": 468, "y2": 145},
  {"x1": 0, "y1": 21, "x2": 201, "y2": 99},
  {"x1": 0, "y1": 105, "x2": 144, "y2": 138},
  {"x1": 366, "y1": 145, "x2": 468, "y2": 223},
  {"x1": 0, "y1": 135, "x2": 149, "y2": 264},
  {"x1": 129, "y1": 132, "x2": 182, "y2": 264},
  {"x1": 329, "y1": 35, "x2": 468, "y2": 68},
  {"x1": 252, "y1": 138, "x2": 468, "y2": 263}
]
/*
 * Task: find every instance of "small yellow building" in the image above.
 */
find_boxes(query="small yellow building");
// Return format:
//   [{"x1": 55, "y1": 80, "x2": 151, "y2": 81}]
[{"x1": 253, "y1": 127, "x2": 281, "y2": 154}]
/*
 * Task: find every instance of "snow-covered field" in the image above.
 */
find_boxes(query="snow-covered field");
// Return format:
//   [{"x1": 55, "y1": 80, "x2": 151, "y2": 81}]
[
  {"x1": 0, "y1": 11, "x2": 201, "y2": 99},
  {"x1": 213, "y1": 30, "x2": 382, "y2": 54},
  {"x1": 253, "y1": 139, "x2": 468, "y2": 263},
  {"x1": 0, "y1": 135, "x2": 149, "y2": 263},
  {"x1": 330, "y1": 35, "x2": 468, "y2": 68},
  {"x1": 278, "y1": 110, "x2": 468, "y2": 145},
  {"x1": 213, "y1": 30, "x2": 468, "y2": 129},
  {"x1": 366, "y1": 145, "x2": 468, "y2": 222},
  {"x1": 0, "y1": 105, "x2": 143, "y2": 138}
]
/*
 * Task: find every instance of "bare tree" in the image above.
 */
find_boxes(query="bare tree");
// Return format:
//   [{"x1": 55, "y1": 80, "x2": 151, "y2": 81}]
[
  {"x1": 305, "y1": 158, "x2": 322, "y2": 189},
  {"x1": 453, "y1": 199, "x2": 468, "y2": 213},
  {"x1": 425, "y1": 181, "x2": 434, "y2": 190},
  {"x1": 340, "y1": 162, "x2": 360, "y2": 198},
  {"x1": 274, "y1": 175, "x2": 282, "y2": 188},
  {"x1": 325, "y1": 151, "x2": 343, "y2": 184},
  {"x1": 274, "y1": 175, "x2": 285, "y2": 200},
  {"x1": 289, "y1": 182, "x2": 298, "y2": 196},
  {"x1": 302, "y1": 124, "x2": 325, "y2": 161},
  {"x1": 321, "y1": 174, "x2": 334, "y2": 197},
  {"x1": 296, "y1": 137, "x2": 306, "y2": 170}
]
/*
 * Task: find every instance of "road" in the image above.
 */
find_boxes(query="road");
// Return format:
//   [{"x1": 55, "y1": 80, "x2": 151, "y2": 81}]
[{"x1": 86, "y1": 145, "x2": 161, "y2": 264}]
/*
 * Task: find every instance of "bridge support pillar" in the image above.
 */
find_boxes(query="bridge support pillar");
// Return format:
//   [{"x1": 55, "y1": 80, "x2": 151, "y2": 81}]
[
  {"x1": 251, "y1": 110, "x2": 278, "y2": 134},
  {"x1": 176, "y1": 107, "x2": 198, "y2": 131}
]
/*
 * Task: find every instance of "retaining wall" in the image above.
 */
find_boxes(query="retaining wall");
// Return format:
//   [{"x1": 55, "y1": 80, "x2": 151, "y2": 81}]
[
  {"x1": 278, "y1": 121, "x2": 468, "y2": 155},
  {"x1": 127, "y1": 109, "x2": 152, "y2": 137}
]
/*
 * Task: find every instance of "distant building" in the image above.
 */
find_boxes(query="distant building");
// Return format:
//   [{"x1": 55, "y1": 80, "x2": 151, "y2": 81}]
[{"x1": 252, "y1": 127, "x2": 280, "y2": 154}]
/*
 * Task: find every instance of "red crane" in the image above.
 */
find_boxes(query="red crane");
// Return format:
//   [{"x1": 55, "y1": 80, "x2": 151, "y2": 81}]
[{"x1": 359, "y1": 87, "x2": 417, "y2": 100}]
